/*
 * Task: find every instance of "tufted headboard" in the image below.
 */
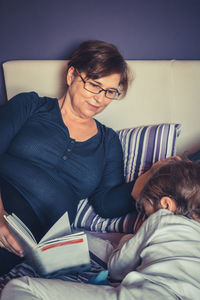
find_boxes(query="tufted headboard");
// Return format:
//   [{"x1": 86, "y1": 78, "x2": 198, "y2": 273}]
[{"x1": 2, "y1": 60, "x2": 200, "y2": 154}]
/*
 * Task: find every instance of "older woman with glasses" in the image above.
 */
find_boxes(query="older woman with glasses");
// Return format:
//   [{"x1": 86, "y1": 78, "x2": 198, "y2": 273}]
[{"x1": 0, "y1": 40, "x2": 138, "y2": 275}]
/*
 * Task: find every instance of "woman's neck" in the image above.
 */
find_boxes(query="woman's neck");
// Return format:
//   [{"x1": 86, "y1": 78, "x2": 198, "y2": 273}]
[
  {"x1": 58, "y1": 95, "x2": 97, "y2": 141},
  {"x1": 59, "y1": 94, "x2": 92, "y2": 125}
]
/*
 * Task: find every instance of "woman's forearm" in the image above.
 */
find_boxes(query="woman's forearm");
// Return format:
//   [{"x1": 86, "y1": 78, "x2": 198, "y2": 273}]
[{"x1": 90, "y1": 181, "x2": 136, "y2": 218}]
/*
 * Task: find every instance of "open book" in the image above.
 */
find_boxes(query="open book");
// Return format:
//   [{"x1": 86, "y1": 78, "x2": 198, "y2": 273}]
[{"x1": 4, "y1": 212, "x2": 90, "y2": 276}]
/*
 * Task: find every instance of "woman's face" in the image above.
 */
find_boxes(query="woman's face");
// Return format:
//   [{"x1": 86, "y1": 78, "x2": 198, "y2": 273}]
[{"x1": 66, "y1": 67, "x2": 121, "y2": 119}]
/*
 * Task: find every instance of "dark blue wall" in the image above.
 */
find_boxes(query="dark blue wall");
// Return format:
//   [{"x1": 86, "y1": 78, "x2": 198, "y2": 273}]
[{"x1": 1, "y1": 0, "x2": 200, "y2": 104}]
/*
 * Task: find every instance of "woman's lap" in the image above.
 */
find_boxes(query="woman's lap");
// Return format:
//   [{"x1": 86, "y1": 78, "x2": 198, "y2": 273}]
[{"x1": 1, "y1": 276, "x2": 117, "y2": 300}]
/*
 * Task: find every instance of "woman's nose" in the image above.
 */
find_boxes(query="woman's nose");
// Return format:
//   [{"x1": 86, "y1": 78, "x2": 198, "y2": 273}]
[{"x1": 93, "y1": 91, "x2": 106, "y2": 103}]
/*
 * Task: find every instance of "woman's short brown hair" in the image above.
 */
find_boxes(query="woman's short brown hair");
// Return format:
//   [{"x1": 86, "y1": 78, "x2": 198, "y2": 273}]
[
  {"x1": 67, "y1": 40, "x2": 131, "y2": 98},
  {"x1": 138, "y1": 160, "x2": 200, "y2": 222}
]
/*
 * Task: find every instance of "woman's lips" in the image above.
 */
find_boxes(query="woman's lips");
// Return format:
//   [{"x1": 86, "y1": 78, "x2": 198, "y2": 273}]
[{"x1": 88, "y1": 103, "x2": 99, "y2": 110}]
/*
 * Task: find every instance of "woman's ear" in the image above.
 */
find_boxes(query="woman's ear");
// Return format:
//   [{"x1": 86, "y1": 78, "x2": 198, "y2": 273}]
[
  {"x1": 66, "y1": 66, "x2": 75, "y2": 86},
  {"x1": 160, "y1": 196, "x2": 177, "y2": 212}
]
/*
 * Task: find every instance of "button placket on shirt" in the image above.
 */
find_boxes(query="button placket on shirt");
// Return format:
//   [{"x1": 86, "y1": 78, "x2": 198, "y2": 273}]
[{"x1": 62, "y1": 140, "x2": 75, "y2": 160}]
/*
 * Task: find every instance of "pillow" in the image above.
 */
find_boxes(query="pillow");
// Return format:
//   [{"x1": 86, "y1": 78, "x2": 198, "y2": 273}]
[
  {"x1": 118, "y1": 123, "x2": 181, "y2": 182},
  {"x1": 73, "y1": 123, "x2": 181, "y2": 233}
]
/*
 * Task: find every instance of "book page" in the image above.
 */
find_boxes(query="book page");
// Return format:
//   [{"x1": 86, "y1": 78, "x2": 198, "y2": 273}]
[
  {"x1": 12, "y1": 214, "x2": 36, "y2": 241},
  {"x1": 39, "y1": 211, "x2": 71, "y2": 244},
  {"x1": 4, "y1": 214, "x2": 37, "y2": 248},
  {"x1": 38, "y1": 231, "x2": 85, "y2": 248}
]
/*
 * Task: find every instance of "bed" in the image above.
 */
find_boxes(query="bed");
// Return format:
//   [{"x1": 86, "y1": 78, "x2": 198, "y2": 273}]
[{"x1": 1, "y1": 59, "x2": 200, "y2": 291}]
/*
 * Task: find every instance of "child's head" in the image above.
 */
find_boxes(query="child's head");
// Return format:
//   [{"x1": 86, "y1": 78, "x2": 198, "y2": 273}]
[{"x1": 137, "y1": 160, "x2": 200, "y2": 222}]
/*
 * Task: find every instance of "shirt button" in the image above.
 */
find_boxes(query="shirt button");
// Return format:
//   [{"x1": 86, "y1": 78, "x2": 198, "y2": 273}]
[
  {"x1": 63, "y1": 155, "x2": 67, "y2": 160},
  {"x1": 67, "y1": 148, "x2": 71, "y2": 152}
]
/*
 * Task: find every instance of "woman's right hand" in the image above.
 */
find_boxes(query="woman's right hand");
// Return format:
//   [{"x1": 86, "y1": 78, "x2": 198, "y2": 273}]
[{"x1": 0, "y1": 210, "x2": 24, "y2": 257}]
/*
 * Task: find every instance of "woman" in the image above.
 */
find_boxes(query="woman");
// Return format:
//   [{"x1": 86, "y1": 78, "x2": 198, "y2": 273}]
[{"x1": 0, "y1": 40, "x2": 135, "y2": 275}]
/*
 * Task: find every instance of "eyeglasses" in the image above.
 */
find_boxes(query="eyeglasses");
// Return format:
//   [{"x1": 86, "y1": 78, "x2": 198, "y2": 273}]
[{"x1": 75, "y1": 69, "x2": 121, "y2": 100}]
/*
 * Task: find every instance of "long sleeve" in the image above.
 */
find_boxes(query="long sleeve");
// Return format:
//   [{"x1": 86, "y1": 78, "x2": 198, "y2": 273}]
[
  {"x1": 108, "y1": 210, "x2": 200, "y2": 299},
  {"x1": 90, "y1": 181, "x2": 136, "y2": 218},
  {"x1": 107, "y1": 212, "x2": 158, "y2": 281},
  {"x1": 88, "y1": 129, "x2": 136, "y2": 218}
]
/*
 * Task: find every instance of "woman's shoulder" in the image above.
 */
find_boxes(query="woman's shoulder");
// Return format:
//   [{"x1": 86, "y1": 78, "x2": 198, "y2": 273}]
[
  {"x1": 9, "y1": 92, "x2": 56, "y2": 105},
  {"x1": 7, "y1": 92, "x2": 58, "y2": 113}
]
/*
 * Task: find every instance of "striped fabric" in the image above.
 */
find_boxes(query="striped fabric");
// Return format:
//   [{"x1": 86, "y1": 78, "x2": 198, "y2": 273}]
[
  {"x1": 118, "y1": 123, "x2": 181, "y2": 182},
  {"x1": 73, "y1": 123, "x2": 181, "y2": 233}
]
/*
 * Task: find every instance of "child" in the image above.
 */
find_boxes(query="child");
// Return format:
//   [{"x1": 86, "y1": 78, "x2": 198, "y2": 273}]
[
  {"x1": 107, "y1": 159, "x2": 200, "y2": 299},
  {"x1": 1, "y1": 160, "x2": 200, "y2": 300}
]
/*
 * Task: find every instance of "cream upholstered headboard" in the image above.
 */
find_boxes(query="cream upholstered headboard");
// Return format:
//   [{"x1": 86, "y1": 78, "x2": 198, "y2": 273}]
[{"x1": 2, "y1": 60, "x2": 200, "y2": 155}]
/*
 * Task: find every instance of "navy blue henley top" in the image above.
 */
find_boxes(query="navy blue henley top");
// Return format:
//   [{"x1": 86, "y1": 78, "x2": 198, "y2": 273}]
[{"x1": 0, "y1": 92, "x2": 134, "y2": 228}]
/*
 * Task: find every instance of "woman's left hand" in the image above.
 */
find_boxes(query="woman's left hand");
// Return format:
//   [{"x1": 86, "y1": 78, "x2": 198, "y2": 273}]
[
  {"x1": 131, "y1": 156, "x2": 182, "y2": 200},
  {"x1": 149, "y1": 155, "x2": 182, "y2": 174},
  {"x1": 0, "y1": 210, "x2": 24, "y2": 257}
]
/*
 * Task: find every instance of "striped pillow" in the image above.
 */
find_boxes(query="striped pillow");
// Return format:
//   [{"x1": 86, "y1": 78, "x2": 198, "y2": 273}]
[
  {"x1": 73, "y1": 123, "x2": 181, "y2": 233},
  {"x1": 118, "y1": 123, "x2": 181, "y2": 182}
]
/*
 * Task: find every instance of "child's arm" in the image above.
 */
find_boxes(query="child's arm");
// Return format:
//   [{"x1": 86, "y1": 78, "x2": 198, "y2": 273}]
[
  {"x1": 107, "y1": 213, "x2": 156, "y2": 282},
  {"x1": 107, "y1": 233, "x2": 143, "y2": 281}
]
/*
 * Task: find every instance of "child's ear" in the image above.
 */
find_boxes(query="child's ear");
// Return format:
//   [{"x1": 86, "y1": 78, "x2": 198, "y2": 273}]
[{"x1": 160, "y1": 196, "x2": 176, "y2": 212}]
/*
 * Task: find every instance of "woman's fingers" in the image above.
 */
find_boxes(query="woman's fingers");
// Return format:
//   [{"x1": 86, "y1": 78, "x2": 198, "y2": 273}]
[
  {"x1": 3, "y1": 234, "x2": 24, "y2": 257},
  {"x1": 0, "y1": 211, "x2": 24, "y2": 256},
  {"x1": 166, "y1": 155, "x2": 182, "y2": 162},
  {"x1": 7, "y1": 238, "x2": 24, "y2": 257},
  {"x1": 0, "y1": 211, "x2": 22, "y2": 255},
  {"x1": 151, "y1": 156, "x2": 182, "y2": 173},
  {"x1": 0, "y1": 227, "x2": 24, "y2": 257},
  {"x1": 0, "y1": 238, "x2": 24, "y2": 257}
]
